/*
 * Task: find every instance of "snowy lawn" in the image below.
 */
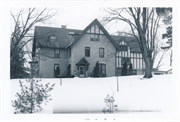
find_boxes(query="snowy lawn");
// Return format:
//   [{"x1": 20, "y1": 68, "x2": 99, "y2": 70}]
[{"x1": 11, "y1": 75, "x2": 172, "y2": 114}]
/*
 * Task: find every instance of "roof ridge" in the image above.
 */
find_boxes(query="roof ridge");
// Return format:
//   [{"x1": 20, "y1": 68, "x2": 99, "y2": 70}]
[{"x1": 35, "y1": 26, "x2": 83, "y2": 31}]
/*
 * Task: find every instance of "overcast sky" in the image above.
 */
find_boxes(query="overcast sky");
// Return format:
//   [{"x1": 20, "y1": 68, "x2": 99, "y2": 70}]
[{"x1": 35, "y1": 7, "x2": 130, "y2": 35}]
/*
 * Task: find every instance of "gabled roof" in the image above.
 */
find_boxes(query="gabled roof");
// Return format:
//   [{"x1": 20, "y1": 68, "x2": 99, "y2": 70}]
[
  {"x1": 34, "y1": 26, "x2": 82, "y2": 48},
  {"x1": 76, "y1": 57, "x2": 90, "y2": 65},
  {"x1": 66, "y1": 19, "x2": 120, "y2": 50},
  {"x1": 33, "y1": 19, "x2": 142, "y2": 56},
  {"x1": 111, "y1": 35, "x2": 141, "y2": 53}
]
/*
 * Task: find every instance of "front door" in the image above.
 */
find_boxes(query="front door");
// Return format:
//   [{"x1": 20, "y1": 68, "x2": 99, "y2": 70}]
[{"x1": 79, "y1": 66, "x2": 85, "y2": 77}]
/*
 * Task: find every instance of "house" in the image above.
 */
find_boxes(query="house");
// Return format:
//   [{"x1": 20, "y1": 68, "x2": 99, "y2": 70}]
[
  {"x1": 151, "y1": 67, "x2": 172, "y2": 75},
  {"x1": 111, "y1": 35, "x2": 146, "y2": 75},
  {"x1": 166, "y1": 68, "x2": 172, "y2": 74},
  {"x1": 32, "y1": 19, "x2": 145, "y2": 78}
]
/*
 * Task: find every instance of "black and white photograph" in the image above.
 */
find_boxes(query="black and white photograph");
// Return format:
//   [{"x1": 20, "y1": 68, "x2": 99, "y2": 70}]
[{"x1": 0, "y1": 0, "x2": 180, "y2": 122}]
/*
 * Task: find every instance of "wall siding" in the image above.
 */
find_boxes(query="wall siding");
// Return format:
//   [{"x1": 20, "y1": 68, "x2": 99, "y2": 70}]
[
  {"x1": 39, "y1": 48, "x2": 68, "y2": 78},
  {"x1": 70, "y1": 33, "x2": 116, "y2": 77}
]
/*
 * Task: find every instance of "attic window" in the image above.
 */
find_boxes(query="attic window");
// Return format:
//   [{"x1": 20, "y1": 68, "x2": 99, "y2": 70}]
[
  {"x1": 50, "y1": 35, "x2": 56, "y2": 41},
  {"x1": 90, "y1": 24, "x2": 100, "y2": 34},
  {"x1": 90, "y1": 24, "x2": 100, "y2": 41}
]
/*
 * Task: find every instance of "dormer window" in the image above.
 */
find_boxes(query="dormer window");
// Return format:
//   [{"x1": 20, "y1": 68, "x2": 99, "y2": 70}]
[{"x1": 50, "y1": 35, "x2": 56, "y2": 42}]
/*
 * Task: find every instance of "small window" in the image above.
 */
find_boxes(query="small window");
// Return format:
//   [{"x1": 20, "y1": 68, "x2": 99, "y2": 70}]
[
  {"x1": 90, "y1": 24, "x2": 100, "y2": 41},
  {"x1": 50, "y1": 35, "x2": 56, "y2": 41},
  {"x1": 154, "y1": 73, "x2": 163, "y2": 75},
  {"x1": 54, "y1": 64, "x2": 60, "y2": 78},
  {"x1": 119, "y1": 45, "x2": 128, "y2": 51},
  {"x1": 90, "y1": 34, "x2": 94, "y2": 41},
  {"x1": 99, "y1": 48, "x2": 104, "y2": 58},
  {"x1": 95, "y1": 24, "x2": 99, "y2": 33},
  {"x1": 85, "y1": 47, "x2": 90, "y2": 57},
  {"x1": 54, "y1": 49, "x2": 60, "y2": 58},
  {"x1": 90, "y1": 34, "x2": 99, "y2": 41}
]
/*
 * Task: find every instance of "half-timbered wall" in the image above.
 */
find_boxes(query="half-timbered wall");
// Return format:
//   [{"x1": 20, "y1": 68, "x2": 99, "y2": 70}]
[{"x1": 116, "y1": 40, "x2": 145, "y2": 69}]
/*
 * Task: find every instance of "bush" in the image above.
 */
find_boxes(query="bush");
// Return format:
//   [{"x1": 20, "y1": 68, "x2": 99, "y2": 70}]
[
  {"x1": 93, "y1": 61, "x2": 100, "y2": 77},
  {"x1": 12, "y1": 78, "x2": 55, "y2": 114},
  {"x1": 121, "y1": 62, "x2": 127, "y2": 76},
  {"x1": 66, "y1": 64, "x2": 71, "y2": 77},
  {"x1": 128, "y1": 63, "x2": 133, "y2": 75},
  {"x1": 102, "y1": 94, "x2": 118, "y2": 113}
]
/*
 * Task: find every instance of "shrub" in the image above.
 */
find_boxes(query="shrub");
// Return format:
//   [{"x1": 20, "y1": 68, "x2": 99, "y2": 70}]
[
  {"x1": 121, "y1": 61, "x2": 127, "y2": 76},
  {"x1": 93, "y1": 61, "x2": 100, "y2": 77},
  {"x1": 66, "y1": 64, "x2": 71, "y2": 77},
  {"x1": 128, "y1": 63, "x2": 133, "y2": 75},
  {"x1": 102, "y1": 94, "x2": 118, "y2": 114},
  {"x1": 12, "y1": 78, "x2": 55, "y2": 114}
]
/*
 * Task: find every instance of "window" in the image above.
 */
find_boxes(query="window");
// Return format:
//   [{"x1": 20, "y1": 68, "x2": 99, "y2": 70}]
[
  {"x1": 54, "y1": 49, "x2": 60, "y2": 58},
  {"x1": 50, "y1": 35, "x2": 56, "y2": 42},
  {"x1": 99, "y1": 64, "x2": 106, "y2": 77},
  {"x1": 85, "y1": 47, "x2": 90, "y2": 57},
  {"x1": 90, "y1": 24, "x2": 100, "y2": 41},
  {"x1": 54, "y1": 64, "x2": 60, "y2": 78},
  {"x1": 99, "y1": 48, "x2": 104, "y2": 58},
  {"x1": 119, "y1": 45, "x2": 128, "y2": 51},
  {"x1": 154, "y1": 73, "x2": 163, "y2": 75},
  {"x1": 90, "y1": 34, "x2": 99, "y2": 41},
  {"x1": 121, "y1": 57, "x2": 131, "y2": 66}
]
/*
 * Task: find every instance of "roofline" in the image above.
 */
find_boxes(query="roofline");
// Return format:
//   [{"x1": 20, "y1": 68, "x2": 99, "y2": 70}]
[
  {"x1": 117, "y1": 36, "x2": 142, "y2": 53},
  {"x1": 35, "y1": 26, "x2": 83, "y2": 32},
  {"x1": 36, "y1": 46, "x2": 65, "y2": 49},
  {"x1": 65, "y1": 19, "x2": 120, "y2": 50},
  {"x1": 166, "y1": 68, "x2": 172, "y2": 72}
]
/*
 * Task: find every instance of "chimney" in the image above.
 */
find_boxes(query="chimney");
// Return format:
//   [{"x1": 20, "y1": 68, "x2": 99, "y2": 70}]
[{"x1": 61, "y1": 25, "x2": 66, "y2": 29}]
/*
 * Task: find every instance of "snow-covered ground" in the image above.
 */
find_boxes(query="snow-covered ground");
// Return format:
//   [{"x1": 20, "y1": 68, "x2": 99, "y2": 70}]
[{"x1": 11, "y1": 75, "x2": 173, "y2": 114}]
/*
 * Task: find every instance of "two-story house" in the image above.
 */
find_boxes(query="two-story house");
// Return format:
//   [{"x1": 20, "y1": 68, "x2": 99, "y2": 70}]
[{"x1": 32, "y1": 19, "x2": 145, "y2": 78}]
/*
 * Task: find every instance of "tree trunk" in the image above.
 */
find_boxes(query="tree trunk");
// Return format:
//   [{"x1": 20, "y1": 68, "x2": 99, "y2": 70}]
[{"x1": 143, "y1": 57, "x2": 153, "y2": 78}]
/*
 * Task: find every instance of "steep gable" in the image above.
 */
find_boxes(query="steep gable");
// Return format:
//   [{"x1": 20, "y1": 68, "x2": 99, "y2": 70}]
[
  {"x1": 66, "y1": 19, "x2": 119, "y2": 50},
  {"x1": 111, "y1": 35, "x2": 141, "y2": 53}
]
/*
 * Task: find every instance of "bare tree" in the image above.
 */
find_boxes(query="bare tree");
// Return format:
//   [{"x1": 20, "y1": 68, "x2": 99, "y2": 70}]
[
  {"x1": 102, "y1": 8, "x2": 162, "y2": 78},
  {"x1": 10, "y1": 8, "x2": 58, "y2": 78}
]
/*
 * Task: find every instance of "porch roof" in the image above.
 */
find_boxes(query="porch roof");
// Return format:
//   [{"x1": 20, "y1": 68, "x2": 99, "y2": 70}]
[{"x1": 76, "y1": 57, "x2": 90, "y2": 66}]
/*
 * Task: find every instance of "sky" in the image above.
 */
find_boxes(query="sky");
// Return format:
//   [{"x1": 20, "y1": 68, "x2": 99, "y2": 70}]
[{"x1": 35, "y1": 7, "x2": 129, "y2": 35}]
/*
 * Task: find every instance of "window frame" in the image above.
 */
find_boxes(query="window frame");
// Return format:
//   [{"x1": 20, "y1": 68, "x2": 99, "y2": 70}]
[
  {"x1": 90, "y1": 34, "x2": 100, "y2": 41},
  {"x1": 50, "y1": 35, "x2": 57, "y2": 42},
  {"x1": 85, "y1": 47, "x2": 90, "y2": 57},
  {"x1": 90, "y1": 24, "x2": 100, "y2": 41},
  {"x1": 54, "y1": 63, "x2": 60, "y2": 77},
  {"x1": 54, "y1": 48, "x2": 60, "y2": 58},
  {"x1": 99, "y1": 48, "x2": 104, "y2": 58}
]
